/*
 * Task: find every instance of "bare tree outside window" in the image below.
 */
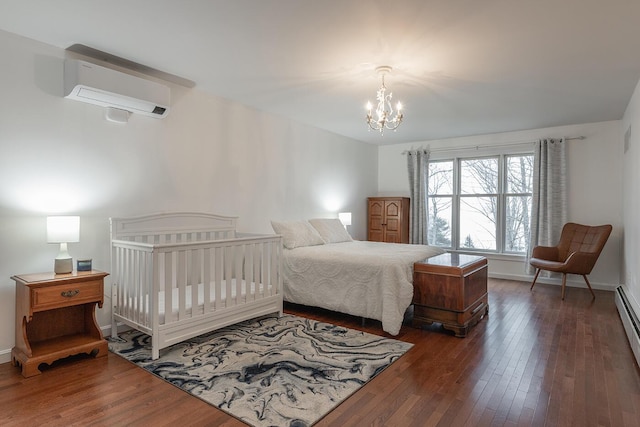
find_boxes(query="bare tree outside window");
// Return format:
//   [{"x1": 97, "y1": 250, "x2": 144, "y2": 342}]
[
  {"x1": 505, "y1": 155, "x2": 533, "y2": 252},
  {"x1": 427, "y1": 161, "x2": 453, "y2": 247},
  {"x1": 460, "y1": 158, "x2": 498, "y2": 250},
  {"x1": 427, "y1": 153, "x2": 533, "y2": 254}
]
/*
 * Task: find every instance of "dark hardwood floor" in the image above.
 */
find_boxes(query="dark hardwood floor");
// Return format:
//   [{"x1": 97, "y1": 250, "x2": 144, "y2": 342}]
[{"x1": 1, "y1": 279, "x2": 639, "y2": 426}]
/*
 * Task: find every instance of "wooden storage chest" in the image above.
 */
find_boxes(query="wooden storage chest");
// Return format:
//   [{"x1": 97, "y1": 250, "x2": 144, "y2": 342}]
[{"x1": 412, "y1": 253, "x2": 488, "y2": 337}]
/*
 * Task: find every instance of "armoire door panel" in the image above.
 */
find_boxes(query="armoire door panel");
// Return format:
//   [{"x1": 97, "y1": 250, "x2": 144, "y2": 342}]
[
  {"x1": 386, "y1": 218, "x2": 399, "y2": 232},
  {"x1": 385, "y1": 202, "x2": 400, "y2": 217}
]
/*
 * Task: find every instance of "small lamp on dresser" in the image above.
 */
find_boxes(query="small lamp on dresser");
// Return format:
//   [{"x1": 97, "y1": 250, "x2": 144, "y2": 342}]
[{"x1": 47, "y1": 215, "x2": 80, "y2": 274}]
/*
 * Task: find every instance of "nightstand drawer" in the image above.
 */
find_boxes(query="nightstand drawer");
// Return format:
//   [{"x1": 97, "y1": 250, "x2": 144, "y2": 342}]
[{"x1": 31, "y1": 280, "x2": 103, "y2": 312}]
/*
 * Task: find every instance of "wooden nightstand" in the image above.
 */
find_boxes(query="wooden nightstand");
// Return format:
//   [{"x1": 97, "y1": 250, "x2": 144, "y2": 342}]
[
  {"x1": 412, "y1": 253, "x2": 488, "y2": 337},
  {"x1": 11, "y1": 270, "x2": 109, "y2": 377}
]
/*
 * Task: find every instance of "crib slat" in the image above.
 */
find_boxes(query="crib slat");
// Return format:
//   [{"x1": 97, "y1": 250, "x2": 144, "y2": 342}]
[
  {"x1": 256, "y1": 242, "x2": 262, "y2": 299},
  {"x1": 202, "y1": 248, "x2": 211, "y2": 313},
  {"x1": 128, "y1": 248, "x2": 134, "y2": 322},
  {"x1": 176, "y1": 250, "x2": 186, "y2": 320},
  {"x1": 261, "y1": 242, "x2": 268, "y2": 296},
  {"x1": 257, "y1": 242, "x2": 264, "y2": 298},
  {"x1": 235, "y1": 244, "x2": 244, "y2": 304},
  {"x1": 139, "y1": 250, "x2": 146, "y2": 324},
  {"x1": 262, "y1": 241, "x2": 268, "y2": 297},
  {"x1": 141, "y1": 251, "x2": 148, "y2": 326},
  {"x1": 191, "y1": 248, "x2": 200, "y2": 316},
  {"x1": 225, "y1": 245, "x2": 233, "y2": 307},
  {"x1": 164, "y1": 252, "x2": 172, "y2": 325},
  {"x1": 115, "y1": 247, "x2": 123, "y2": 318},
  {"x1": 131, "y1": 249, "x2": 138, "y2": 325},
  {"x1": 151, "y1": 250, "x2": 159, "y2": 330},
  {"x1": 127, "y1": 248, "x2": 133, "y2": 324},
  {"x1": 215, "y1": 246, "x2": 223, "y2": 310},
  {"x1": 115, "y1": 247, "x2": 122, "y2": 315},
  {"x1": 132, "y1": 249, "x2": 140, "y2": 325},
  {"x1": 119, "y1": 247, "x2": 126, "y2": 320},
  {"x1": 270, "y1": 241, "x2": 277, "y2": 295},
  {"x1": 245, "y1": 244, "x2": 254, "y2": 302}
]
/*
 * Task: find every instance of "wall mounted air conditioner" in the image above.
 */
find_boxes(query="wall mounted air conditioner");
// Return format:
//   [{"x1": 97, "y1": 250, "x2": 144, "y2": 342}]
[{"x1": 63, "y1": 59, "x2": 170, "y2": 119}]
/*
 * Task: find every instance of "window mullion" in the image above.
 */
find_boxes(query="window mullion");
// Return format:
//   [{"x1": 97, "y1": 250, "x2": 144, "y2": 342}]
[
  {"x1": 496, "y1": 154, "x2": 505, "y2": 253},
  {"x1": 452, "y1": 157, "x2": 460, "y2": 250}
]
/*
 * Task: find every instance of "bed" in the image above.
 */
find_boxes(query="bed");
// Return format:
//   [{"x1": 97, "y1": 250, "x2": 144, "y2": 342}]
[
  {"x1": 271, "y1": 218, "x2": 445, "y2": 335},
  {"x1": 111, "y1": 212, "x2": 283, "y2": 359}
]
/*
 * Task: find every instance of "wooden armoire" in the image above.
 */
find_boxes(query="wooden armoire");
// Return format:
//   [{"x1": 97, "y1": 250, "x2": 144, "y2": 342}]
[{"x1": 367, "y1": 197, "x2": 410, "y2": 243}]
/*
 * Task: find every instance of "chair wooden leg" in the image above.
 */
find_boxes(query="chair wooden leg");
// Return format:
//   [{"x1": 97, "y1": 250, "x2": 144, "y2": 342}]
[
  {"x1": 582, "y1": 275, "x2": 596, "y2": 299},
  {"x1": 530, "y1": 269, "x2": 541, "y2": 291},
  {"x1": 561, "y1": 273, "x2": 567, "y2": 300}
]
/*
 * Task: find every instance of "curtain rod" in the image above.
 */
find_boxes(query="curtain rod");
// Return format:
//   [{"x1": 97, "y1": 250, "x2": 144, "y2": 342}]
[{"x1": 402, "y1": 136, "x2": 586, "y2": 154}]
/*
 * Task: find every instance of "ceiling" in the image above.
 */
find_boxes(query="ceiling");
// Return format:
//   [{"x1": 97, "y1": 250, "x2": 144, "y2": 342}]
[{"x1": 1, "y1": 0, "x2": 640, "y2": 145}]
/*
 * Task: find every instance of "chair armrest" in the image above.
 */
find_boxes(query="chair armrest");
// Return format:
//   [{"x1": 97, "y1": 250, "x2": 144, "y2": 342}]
[
  {"x1": 532, "y1": 245, "x2": 559, "y2": 261},
  {"x1": 563, "y1": 251, "x2": 599, "y2": 275}
]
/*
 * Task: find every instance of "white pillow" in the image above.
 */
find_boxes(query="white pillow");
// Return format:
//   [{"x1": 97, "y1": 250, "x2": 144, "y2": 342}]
[
  {"x1": 270, "y1": 220, "x2": 325, "y2": 249},
  {"x1": 308, "y1": 218, "x2": 353, "y2": 243}
]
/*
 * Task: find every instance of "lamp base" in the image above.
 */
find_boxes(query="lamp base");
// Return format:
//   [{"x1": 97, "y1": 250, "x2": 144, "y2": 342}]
[{"x1": 54, "y1": 258, "x2": 73, "y2": 274}]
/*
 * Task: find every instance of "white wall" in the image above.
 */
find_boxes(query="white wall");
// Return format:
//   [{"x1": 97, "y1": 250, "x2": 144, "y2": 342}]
[
  {"x1": 377, "y1": 121, "x2": 623, "y2": 289},
  {"x1": 621, "y1": 79, "x2": 640, "y2": 318},
  {"x1": 0, "y1": 30, "x2": 378, "y2": 362}
]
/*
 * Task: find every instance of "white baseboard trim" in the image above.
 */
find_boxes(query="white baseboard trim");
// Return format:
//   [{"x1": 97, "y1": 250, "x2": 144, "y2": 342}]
[
  {"x1": 615, "y1": 285, "x2": 640, "y2": 367},
  {"x1": 489, "y1": 272, "x2": 617, "y2": 292},
  {"x1": 0, "y1": 349, "x2": 11, "y2": 365}
]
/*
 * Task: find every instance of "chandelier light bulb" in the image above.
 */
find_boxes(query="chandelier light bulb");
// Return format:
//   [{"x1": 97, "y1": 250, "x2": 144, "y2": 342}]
[{"x1": 365, "y1": 66, "x2": 403, "y2": 135}]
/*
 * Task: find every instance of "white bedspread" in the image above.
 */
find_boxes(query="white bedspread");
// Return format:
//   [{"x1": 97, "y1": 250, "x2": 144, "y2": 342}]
[{"x1": 282, "y1": 240, "x2": 445, "y2": 335}]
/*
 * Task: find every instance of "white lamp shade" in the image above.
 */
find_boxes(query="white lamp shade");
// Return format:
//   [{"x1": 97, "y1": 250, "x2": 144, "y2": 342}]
[
  {"x1": 47, "y1": 216, "x2": 80, "y2": 243},
  {"x1": 338, "y1": 212, "x2": 352, "y2": 226}
]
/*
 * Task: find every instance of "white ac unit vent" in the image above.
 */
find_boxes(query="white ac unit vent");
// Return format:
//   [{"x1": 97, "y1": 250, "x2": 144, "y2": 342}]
[{"x1": 63, "y1": 59, "x2": 170, "y2": 118}]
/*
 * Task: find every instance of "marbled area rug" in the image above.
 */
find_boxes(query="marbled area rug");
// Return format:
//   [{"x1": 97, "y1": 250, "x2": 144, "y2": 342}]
[{"x1": 108, "y1": 314, "x2": 412, "y2": 427}]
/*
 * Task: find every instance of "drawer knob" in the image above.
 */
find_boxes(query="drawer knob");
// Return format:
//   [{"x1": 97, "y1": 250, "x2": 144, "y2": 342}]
[{"x1": 61, "y1": 289, "x2": 80, "y2": 298}]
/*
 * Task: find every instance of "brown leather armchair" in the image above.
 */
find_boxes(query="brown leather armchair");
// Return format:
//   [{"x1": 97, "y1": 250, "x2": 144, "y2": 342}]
[{"x1": 529, "y1": 222, "x2": 612, "y2": 300}]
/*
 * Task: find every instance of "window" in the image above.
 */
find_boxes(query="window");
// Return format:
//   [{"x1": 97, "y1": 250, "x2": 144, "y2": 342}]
[{"x1": 427, "y1": 153, "x2": 533, "y2": 254}]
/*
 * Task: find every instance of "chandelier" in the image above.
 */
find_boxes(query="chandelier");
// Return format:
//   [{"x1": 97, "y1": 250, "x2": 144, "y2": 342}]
[{"x1": 366, "y1": 66, "x2": 403, "y2": 134}]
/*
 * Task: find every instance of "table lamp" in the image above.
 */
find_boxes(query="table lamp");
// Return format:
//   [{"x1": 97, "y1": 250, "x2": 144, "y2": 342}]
[
  {"x1": 47, "y1": 216, "x2": 80, "y2": 274},
  {"x1": 338, "y1": 212, "x2": 352, "y2": 229}
]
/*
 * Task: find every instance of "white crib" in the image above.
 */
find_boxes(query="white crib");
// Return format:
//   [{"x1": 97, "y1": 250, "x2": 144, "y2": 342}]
[{"x1": 110, "y1": 212, "x2": 283, "y2": 359}]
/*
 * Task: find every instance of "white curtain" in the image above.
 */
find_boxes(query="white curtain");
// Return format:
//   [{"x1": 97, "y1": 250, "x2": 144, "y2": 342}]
[
  {"x1": 527, "y1": 138, "x2": 567, "y2": 273},
  {"x1": 407, "y1": 149, "x2": 430, "y2": 244}
]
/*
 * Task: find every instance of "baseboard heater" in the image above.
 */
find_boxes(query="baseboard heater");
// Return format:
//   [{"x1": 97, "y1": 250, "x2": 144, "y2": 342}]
[{"x1": 615, "y1": 286, "x2": 640, "y2": 367}]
